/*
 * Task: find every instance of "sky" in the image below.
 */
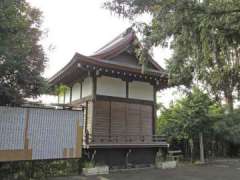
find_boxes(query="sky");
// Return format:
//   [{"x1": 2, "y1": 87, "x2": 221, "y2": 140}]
[{"x1": 27, "y1": 0, "x2": 178, "y2": 106}]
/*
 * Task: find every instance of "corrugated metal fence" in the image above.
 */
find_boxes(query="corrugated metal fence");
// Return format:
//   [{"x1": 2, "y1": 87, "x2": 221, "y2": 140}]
[{"x1": 0, "y1": 106, "x2": 84, "y2": 162}]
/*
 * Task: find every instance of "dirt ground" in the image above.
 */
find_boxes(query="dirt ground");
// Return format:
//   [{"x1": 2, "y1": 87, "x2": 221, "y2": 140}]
[{"x1": 49, "y1": 159, "x2": 240, "y2": 180}]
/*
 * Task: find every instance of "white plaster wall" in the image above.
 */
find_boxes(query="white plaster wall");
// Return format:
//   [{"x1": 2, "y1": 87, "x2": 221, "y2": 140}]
[
  {"x1": 129, "y1": 81, "x2": 154, "y2": 101},
  {"x1": 72, "y1": 82, "x2": 81, "y2": 101},
  {"x1": 58, "y1": 95, "x2": 64, "y2": 104},
  {"x1": 82, "y1": 77, "x2": 93, "y2": 98},
  {"x1": 97, "y1": 76, "x2": 126, "y2": 97},
  {"x1": 65, "y1": 88, "x2": 71, "y2": 103}
]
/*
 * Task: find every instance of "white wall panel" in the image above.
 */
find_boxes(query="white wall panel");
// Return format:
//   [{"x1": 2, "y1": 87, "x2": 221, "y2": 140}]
[
  {"x1": 58, "y1": 95, "x2": 64, "y2": 104},
  {"x1": 82, "y1": 77, "x2": 93, "y2": 98},
  {"x1": 129, "y1": 81, "x2": 154, "y2": 101},
  {"x1": 72, "y1": 82, "x2": 81, "y2": 101},
  {"x1": 97, "y1": 76, "x2": 126, "y2": 97},
  {"x1": 65, "y1": 88, "x2": 71, "y2": 103}
]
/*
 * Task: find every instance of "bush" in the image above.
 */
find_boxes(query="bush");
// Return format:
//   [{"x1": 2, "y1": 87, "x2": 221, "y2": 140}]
[{"x1": 0, "y1": 159, "x2": 82, "y2": 180}]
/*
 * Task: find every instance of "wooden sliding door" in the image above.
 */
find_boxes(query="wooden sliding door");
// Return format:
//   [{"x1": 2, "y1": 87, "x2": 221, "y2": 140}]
[
  {"x1": 94, "y1": 101, "x2": 110, "y2": 136},
  {"x1": 93, "y1": 101, "x2": 153, "y2": 138}
]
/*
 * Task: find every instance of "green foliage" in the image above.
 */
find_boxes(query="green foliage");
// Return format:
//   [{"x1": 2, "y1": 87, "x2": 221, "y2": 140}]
[
  {"x1": 158, "y1": 87, "x2": 240, "y2": 158},
  {"x1": 104, "y1": 0, "x2": 240, "y2": 111},
  {"x1": 82, "y1": 160, "x2": 95, "y2": 168},
  {"x1": 54, "y1": 84, "x2": 70, "y2": 96},
  {"x1": 0, "y1": 0, "x2": 47, "y2": 105},
  {"x1": 0, "y1": 159, "x2": 82, "y2": 180},
  {"x1": 157, "y1": 87, "x2": 218, "y2": 140},
  {"x1": 214, "y1": 110, "x2": 240, "y2": 144}
]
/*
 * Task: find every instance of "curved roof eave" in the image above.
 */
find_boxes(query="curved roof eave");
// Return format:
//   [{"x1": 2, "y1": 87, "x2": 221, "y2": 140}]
[{"x1": 48, "y1": 52, "x2": 168, "y2": 86}]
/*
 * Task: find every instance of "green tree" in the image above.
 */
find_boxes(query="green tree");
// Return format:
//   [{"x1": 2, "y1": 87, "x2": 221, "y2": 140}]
[
  {"x1": 158, "y1": 87, "x2": 219, "y2": 161},
  {"x1": 0, "y1": 0, "x2": 47, "y2": 105},
  {"x1": 104, "y1": 0, "x2": 240, "y2": 112},
  {"x1": 214, "y1": 110, "x2": 240, "y2": 145}
]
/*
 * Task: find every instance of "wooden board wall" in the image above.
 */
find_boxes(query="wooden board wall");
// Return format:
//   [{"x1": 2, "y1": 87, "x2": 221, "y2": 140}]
[
  {"x1": 140, "y1": 105, "x2": 153, "y2": 135},
  {"x1": 93, "y1": 101, "x2": 153, "y2": 137},
  {"x1": 127, "y1": 103, "x2": 141, "y2": 135},
  {"x1": 110, "y1": 102, "x2": 126, "y2": 136},
  {"x1": 94, "y1": 101, "x2": 110, "y2": 136}
]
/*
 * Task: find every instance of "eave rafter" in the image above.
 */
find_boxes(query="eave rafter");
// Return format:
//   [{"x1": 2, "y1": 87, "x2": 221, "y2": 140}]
[{"x1": 79, "y1": 62, "x2": 168, "y2": 89}]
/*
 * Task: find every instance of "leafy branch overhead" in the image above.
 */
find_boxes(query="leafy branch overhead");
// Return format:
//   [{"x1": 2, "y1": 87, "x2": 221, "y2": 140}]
[{"x1": 104, "y1": 0, "x2": 240, "y2": 111}]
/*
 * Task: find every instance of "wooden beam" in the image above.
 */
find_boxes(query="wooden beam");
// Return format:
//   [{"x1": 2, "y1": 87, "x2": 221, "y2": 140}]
[
  {"x1": 96, "y1": 95, "x2": 154, "y2": 106},
  {"x1": 126, "y1": 80, "x2": 129, "y2": 99},
  {"x1": 71, "y1": 95, "x2": 94, "y2": 105}
]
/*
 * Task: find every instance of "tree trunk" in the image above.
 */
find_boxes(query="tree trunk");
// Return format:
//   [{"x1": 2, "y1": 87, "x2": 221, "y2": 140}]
[
  {"x1": 189, "y1": 139, "x2": 194, "y2": 163},
  {"x1": 225, "y1": 93, "x2": 234, "y2": 113},
  {"x1": 199, "y1": 132, "x2": 205, "y2": 163}
]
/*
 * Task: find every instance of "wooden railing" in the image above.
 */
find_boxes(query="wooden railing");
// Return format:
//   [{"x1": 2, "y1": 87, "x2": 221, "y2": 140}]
[{"x1": 84, "y1": 134, "x2": 166, "y2": 145}]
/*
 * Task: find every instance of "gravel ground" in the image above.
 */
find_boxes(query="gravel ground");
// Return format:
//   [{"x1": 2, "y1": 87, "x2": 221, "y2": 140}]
[{"x1": 49, "y1": 159, "x2": 240, "y2": 180}]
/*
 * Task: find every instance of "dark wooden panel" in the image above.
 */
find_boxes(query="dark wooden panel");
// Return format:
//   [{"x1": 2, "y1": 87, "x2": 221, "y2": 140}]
[
  {"x1": 96, "y1": 95, "x2": 154, "y2": 105},
  {"x1": 110, "y1": 102, "x2": 126, "y2": 136},
  {"x1": 92, "y1": 101, "x2": 153, "y2": 141},
  {"x1": 94, "y1": 101, "x2": 110, "y2": 136},
  {"x1": 126, "y1": 103, "x2": 141, "y2": 135},
  {"x1": 140, "y1": 105, "x2": 152, "y2": 136}
]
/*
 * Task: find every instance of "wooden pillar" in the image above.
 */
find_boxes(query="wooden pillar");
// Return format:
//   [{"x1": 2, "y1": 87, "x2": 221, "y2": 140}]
[
  {"x1": 125, "y1": 80, "x2": 129, "y2": 136},
  {"x1": 152, "y1": 86, "x2": 157, "y2": 135},
  {"x1": 92, "y1": 74, "x2": 96, "y2": 140},
  {"x1": 85, "y1": 101, "x2": 88, "y2": 135},
  {"x1": 70, "y1": 86, "x2": 73, "y2": 103},
  {"x1": 63, "y1": 90, "x2": 66, "y2": 104},
  {"x1": 80, "y1": 81, "x2": 82, "y2": 100},
  {"x1": 126, "y1": 80, "x2": 129, "y2": 98},
  {"x1": 92, "y1": 73, "x2": 97, "y2": 100},
  {"x1": 24, "y1": 109, "x2": 30, "y2": 150},
  {"x1": 109, "y1": 101, "x2": 112, "y2": 137}
]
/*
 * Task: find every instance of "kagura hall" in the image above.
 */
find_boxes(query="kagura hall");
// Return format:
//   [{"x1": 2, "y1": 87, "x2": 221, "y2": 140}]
[{"x1": 49, "y1": 28, "x2": 169, "y2": 168}]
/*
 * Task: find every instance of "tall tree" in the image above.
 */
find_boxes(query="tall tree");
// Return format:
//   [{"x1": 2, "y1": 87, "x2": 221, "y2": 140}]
[
  {"x1": 158, "y1": 87, "x2": 219, "y2": 162},
  {"x1": 0, "y1": 0, "x2": 47, "y2": 105},
  {"x1": 104, "y1": 0, "x2": 240, "y2": 112}
]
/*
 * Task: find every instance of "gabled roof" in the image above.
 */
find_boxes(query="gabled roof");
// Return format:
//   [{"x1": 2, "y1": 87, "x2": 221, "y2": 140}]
[
  {"x1": 90, "y1": 28, "x2": 164, "y2": 72},
  {"x1": 48, "y1": 28, "x2": 167, "y2": 87},
  {"x1": 91, "y1": 29, "x2": 135, "y2": 59}
]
